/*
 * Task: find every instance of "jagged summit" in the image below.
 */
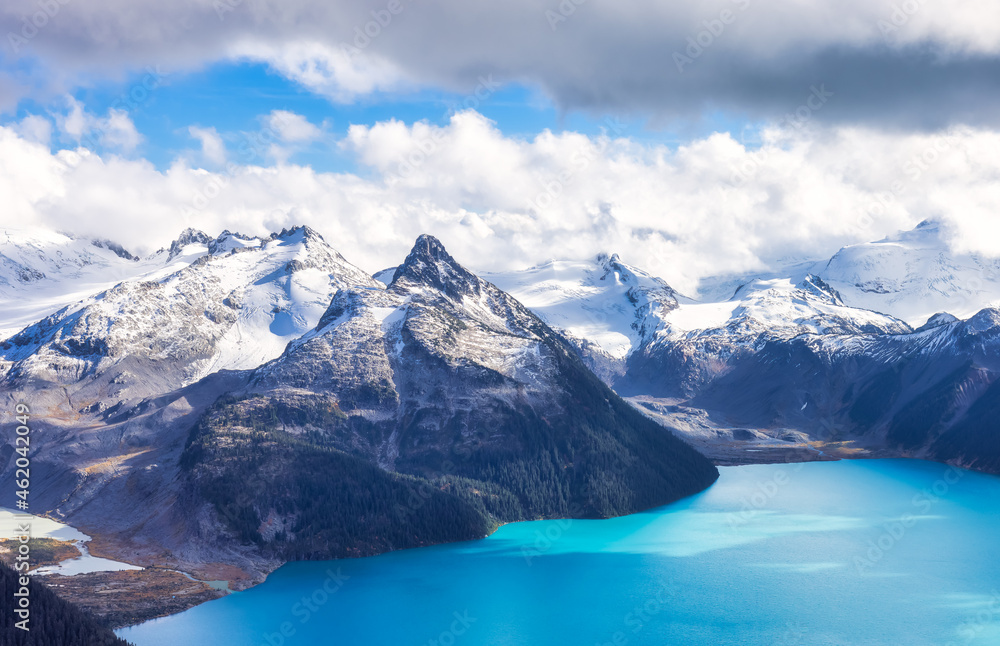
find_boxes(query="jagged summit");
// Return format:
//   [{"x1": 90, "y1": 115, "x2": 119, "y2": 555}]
[
  {"x1": 799, "y1": 274, "x2": 845, "y2": 306},
  {"x1": 1, "y1": 225, "x2": 380, "y2": 397},
  {"x1": 165, "y1": 225, "x2": 327, "y2": 261},
  {"x1": 167, "y1": 228, "x2": 212, "y2": 258},
  {"x1": 393, "y1": 234, "x2": 456, "y2": 275},
  {"x1": 207, "y1": 230, "x2": 258, "y2": 255},
  {"x1": 389, "y1": 234, "x2": 481, "y2": 300},
  {"x1": 270, "y1": 225, "x2": 324, "y2": 242}
]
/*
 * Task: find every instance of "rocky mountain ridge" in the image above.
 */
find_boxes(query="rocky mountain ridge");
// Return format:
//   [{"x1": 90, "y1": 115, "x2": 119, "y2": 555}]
[
  {"x1": 0, "y1": 229, "x2": 718, "y2": 587},
  {"x1": 180, "y1": 234, "x2": 718, "y2": 561}
]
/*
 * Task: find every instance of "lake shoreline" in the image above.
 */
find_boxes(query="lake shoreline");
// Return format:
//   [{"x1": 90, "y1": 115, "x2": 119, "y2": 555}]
[
  {"x1": 117, "y1": 457, "x2": 1000, "y2": 645},
  {"x1": 39, "y1": 451, "x2": 991, "y2": 632}
]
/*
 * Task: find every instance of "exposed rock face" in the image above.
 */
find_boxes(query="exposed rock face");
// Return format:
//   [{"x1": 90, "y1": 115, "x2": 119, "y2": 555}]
[
  {"x1": 181, "y1": 235, "x2": 718, "y2": 561},
  {"x1": 0, "y1": 230, "x2": 718, "y2": 584},
  {"x1": 1, "y1": 226, "x2": 380, "y2": 399},
  {"x1": 0, "y1": 227, "x2": 381, "y2": 582},
  {"x1": 626, "y1": 303, "x2": 1000, "y2": 474}
]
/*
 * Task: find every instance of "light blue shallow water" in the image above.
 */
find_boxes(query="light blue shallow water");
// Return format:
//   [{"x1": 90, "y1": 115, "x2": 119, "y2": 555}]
[{"x1": 118, "y1": 459, "x2": 1000, "y2": 646}]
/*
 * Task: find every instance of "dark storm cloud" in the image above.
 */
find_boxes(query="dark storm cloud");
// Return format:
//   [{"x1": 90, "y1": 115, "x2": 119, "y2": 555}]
[{"x1": 2, "y1": 0, "x2": 999, "y2": 127}]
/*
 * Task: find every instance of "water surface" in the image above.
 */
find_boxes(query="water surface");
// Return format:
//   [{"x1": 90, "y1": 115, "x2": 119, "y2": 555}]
[{"x1": 119, "y1": 459, "x2": 1000, "y2": 645}]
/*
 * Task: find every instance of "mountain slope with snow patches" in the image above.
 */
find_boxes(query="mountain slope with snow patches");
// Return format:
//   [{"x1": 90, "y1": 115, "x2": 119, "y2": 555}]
[
  {"x1": 3, "y1": 218, "x2": 1000, "y2": 582},
  {"x1": 0, "y1": 231, "x2": 718, "y2": 581},
  {"x1": 0, "y1": 226, "x2": 379, "y2": 407},
  {"x1": 236, "y1": 235, "x2": 716, "y2": 510},
  {"x1": 477, "y1": 223, "x2": 1000, "y2": 472},
  {"x1": 485, "y1": 249, "x2": 911, "y2": 388},
  {"x1": 183, "y1": 236, "x2": 718, "y2": 555},
  {"x1": 0, "y1": 228, "x2": 156, "y2": 339}
]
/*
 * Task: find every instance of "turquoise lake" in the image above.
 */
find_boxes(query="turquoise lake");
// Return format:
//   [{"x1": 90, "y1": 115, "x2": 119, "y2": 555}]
[{"x1": 118, "y1": 459, "x2": 1000, "y2": 645}]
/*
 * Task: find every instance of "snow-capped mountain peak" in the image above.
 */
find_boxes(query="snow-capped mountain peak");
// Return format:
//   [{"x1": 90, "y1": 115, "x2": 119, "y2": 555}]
[
  {"x1": 485, "y1": 253, "x2": 680, "y2": 362},
  {"x1": 389, "y1": 234, "x2": 482, "y2": 301},
  {"x1": 207, "y1": 229, "x2": 259, "y2": 255},
  {"x1": 1, "y1": 225, "x2": 380, "y2": 406},
  {"x1": 657, "y1": 274, "x2": 910, "y2": 342},
  {"x1": 166, "y1": 228, "x2": 213, "y2": 259},
  {"x1": 0, "y1": 228, "x2": 164, "y2": 338},
  {"x1": 817, "y1": 219, "x2": 1000, "y2": 327}
]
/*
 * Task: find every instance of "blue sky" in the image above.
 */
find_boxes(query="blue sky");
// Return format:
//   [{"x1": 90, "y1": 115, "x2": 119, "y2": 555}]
[{"x1": 3, "y1": 58, "x2": 759, "y2": 173}]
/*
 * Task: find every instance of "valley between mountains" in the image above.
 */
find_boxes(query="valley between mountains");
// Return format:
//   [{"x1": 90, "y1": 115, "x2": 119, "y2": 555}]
[{"x1": 2, "y1": 219, "x2": 1000, "y2": 626}]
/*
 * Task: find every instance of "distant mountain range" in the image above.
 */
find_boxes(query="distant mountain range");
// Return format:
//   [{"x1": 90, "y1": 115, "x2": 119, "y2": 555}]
[
  {"x1": 2, "y1": 219, "x2": 1000, "y2": 582},
  {"x1": 485, "y1": 220, "x2": 1000, "y2": 471}
]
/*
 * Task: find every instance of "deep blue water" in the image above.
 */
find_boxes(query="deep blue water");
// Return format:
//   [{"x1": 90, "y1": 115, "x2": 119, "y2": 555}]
[{"x1": 118, "y1": 459, "x2": 1000, "y2": 645}]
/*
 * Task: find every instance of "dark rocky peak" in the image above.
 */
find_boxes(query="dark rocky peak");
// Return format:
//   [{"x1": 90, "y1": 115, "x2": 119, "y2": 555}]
[
  {"x1": 91, "y1": 239, "x2": 138, "y2": 261},
  {"x1": 598, "y1": 252, "x2": 637, "y2": 284},
  {"x1": 268, "y1": 225, "x2": 325, "y2": 244},
  {"x1": 800, "y1": 274, "x2": 844, "y2": 306},
  {"x1": 389, "y1": 234, "x2": 482, "y2": 301},
  {"x1": 208, "y1": 230, "x2": 258, "y2": 255},
  {"x1": 167, "y1": 228, "x2": 213, "y2": 258}
]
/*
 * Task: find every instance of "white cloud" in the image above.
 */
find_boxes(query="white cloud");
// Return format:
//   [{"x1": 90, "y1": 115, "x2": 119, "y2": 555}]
[
  {"x1": 256, "y1": 110, "x2": 324, "y2": 163},
  {"x1": 100, "y1": 109, "x2": 142, "y2": 152},
  {"x1": 12, "y1": 115, "x2": 52, "y2": 145},
  {"x1": 238, "y1": 41, "x2": 407, "y2": 103},
  {"x1": 52, "y1": 98, "x2": 142, "y2": 153},
  {"x1": 55, "y1": 96, "x2": 90, "y2": 141},
  {"x1": 188, "y1": 125, "x2": 227, "y2": 165},
  {"x1": 266, "y1": 110, "x2": 322, "y2": 143},
  {"x1": 1, "y1": 113, "x2": 998, "y2": 296}
]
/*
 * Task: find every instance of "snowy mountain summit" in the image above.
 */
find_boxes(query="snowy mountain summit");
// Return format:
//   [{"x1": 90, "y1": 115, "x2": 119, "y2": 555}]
[
  {"x1": 486, "y1": 252, "x2": 679, "y2": 368},
  {"x1": 817, "y1": 220, "x2": 1000, "y2": 327},
  {"x1": 1, "y1": 225, "x2": 379, "y2": 409}
]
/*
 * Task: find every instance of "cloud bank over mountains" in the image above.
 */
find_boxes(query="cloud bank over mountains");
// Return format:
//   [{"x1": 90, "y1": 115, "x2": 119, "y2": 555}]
[
  {"x1": 1, "y1": 0, "x2": 998, "y2": 290},
  {"x1": 2, "y1": 110, "x2": 997, "y2": 294}
]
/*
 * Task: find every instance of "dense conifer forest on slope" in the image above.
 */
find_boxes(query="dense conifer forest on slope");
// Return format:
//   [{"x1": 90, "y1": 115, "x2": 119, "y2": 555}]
[
  {"x1": 0, "y1": 562, "x2": 132, "y2": 646},
  {"x1": 181, "y1": 344, "x2": 719, "y2": 561}
]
